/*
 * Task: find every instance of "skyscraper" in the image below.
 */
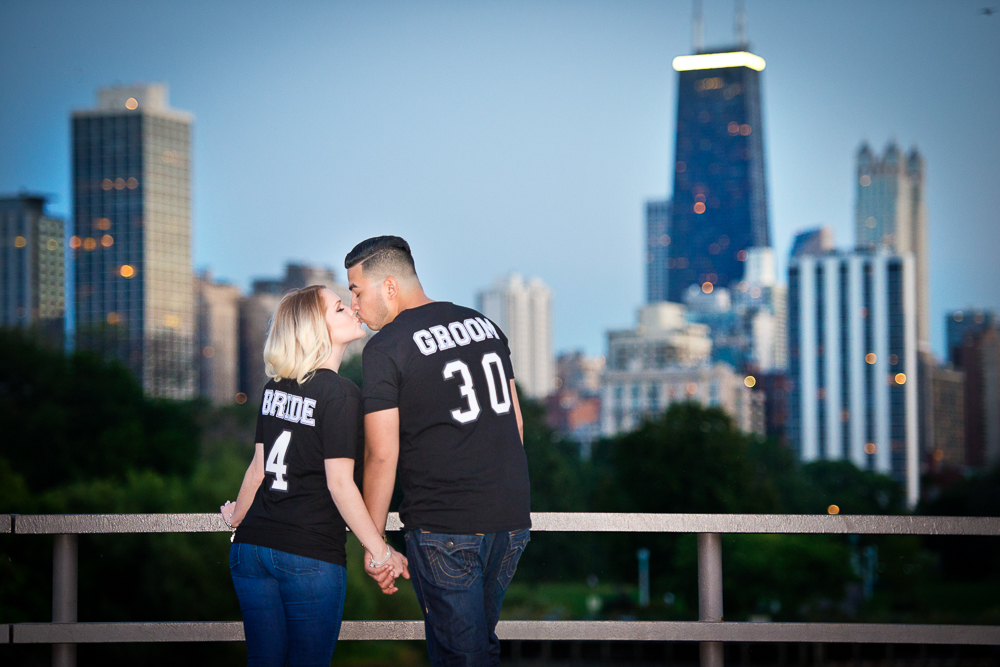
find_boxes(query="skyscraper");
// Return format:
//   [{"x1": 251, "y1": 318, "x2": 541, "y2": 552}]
[
  {"x1": 0, "y1": 194, "x2": 65, "y2": 342},
  {"x1": 71, "y1": 84, "x2": 194, "y2": 398},
  {"x1": 788, "y1": 248, "x2": 919, "y2": 506},
  {"x1": 645, "y1": 198, "x2": 671, "y2": 303},
  {"x1": 195, "y1": 272, "x2": 240, "y2": 405},
  {"x1": 667, "y1": 47, "x2": 770, "y2": 302},
  {"x1": 477, "y1": 274, "x2": 555, "y2": 398},
  {"x1": 856, "y1": 143, "x2": 929, "y2": 349}
]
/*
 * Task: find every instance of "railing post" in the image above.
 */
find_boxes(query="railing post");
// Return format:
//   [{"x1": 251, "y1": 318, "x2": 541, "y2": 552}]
[
  {"x1": 698, "y1": 532, "x2": 724, "y2": 667},
  {"x1": 52, "y1": 533, "x2": 78, "y2": 667}
]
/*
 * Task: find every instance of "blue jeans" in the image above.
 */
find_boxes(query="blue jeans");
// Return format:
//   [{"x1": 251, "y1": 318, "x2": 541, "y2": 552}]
[
  {"x1": 229, "y1": 543, "x2": 346, "y2": 667},
  {"x1": 405, "y1": 528, "x2": 530, "y2": 666}
]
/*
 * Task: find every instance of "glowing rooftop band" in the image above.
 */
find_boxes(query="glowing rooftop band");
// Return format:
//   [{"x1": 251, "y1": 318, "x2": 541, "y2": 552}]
[{"x1": 672, "y1": 51, "x2": 766, "y2": 72}]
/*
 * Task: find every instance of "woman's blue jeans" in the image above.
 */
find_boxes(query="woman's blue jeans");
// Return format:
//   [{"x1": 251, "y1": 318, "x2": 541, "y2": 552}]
[
  {"x1": 405, "y1": 528, "x2": 530, "y2": 667},
  {"x1": 229, "y1": 543, "x2": 346, "y2": 667}
]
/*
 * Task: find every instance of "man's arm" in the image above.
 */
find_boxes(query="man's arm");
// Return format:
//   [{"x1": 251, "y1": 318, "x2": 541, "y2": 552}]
[
  {"x1": 363, "y1": 408, "x2": 400, "y2": 541},
  {"x1": 510, "y1": 379, "x2": 523, "y2": 444}
]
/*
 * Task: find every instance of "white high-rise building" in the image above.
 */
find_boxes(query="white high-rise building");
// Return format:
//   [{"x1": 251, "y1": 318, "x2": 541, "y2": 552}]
[
  {"x1": 788, "y1": 248, "x2": 919, "y2": 506},
  {"x1": 477, "y1": 274, "x2": 555, "y2": 399}
]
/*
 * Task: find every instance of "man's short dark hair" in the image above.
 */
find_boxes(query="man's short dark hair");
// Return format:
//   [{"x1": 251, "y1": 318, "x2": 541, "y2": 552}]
[{"x1": 344, "y1": 236, "x2": 418, "y2": 280}]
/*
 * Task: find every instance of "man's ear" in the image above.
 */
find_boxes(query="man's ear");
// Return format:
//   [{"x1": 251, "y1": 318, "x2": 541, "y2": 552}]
[{"x1": 383, "y1": 276, "x2": 399, "y2": 301}]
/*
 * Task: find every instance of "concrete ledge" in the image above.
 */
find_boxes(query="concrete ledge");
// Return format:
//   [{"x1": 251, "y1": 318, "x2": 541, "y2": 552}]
[
  {"x1": 1, "y1": 624, "x2": 9, "y2": 644},
  {"x1": 11, "y1": 513, "x2": 1000, "y2": 536},
  {"x1": 1, "y1": 514, "x2": 10, "y2": 534},
  {"x1": 528, "y1": 513, "x2": 1000, "y2": 536},
  {"x1": 10, "y1": 621, "x2": 1000, "y2": 645}
]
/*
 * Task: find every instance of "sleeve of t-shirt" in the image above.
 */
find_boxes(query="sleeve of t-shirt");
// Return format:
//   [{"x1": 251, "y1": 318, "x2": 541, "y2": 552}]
[
  {"x1": 362, "y1": 345, "x2": 401, "y2": 414},
  {"x1": 254, "y1": 409, "x2": 264, "y2": 444},
  {"x1": 491, "y1": 319, "x2": 516, "y2": 381},
  {"x1": 320, "y1": 392, "x2": 362, "y2": 460}
]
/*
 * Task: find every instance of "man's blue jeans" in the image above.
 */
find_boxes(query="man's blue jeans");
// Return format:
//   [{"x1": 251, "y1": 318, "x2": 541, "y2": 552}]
[
  {"x1": 229, "y1": 543, "x2": 346, "y2": 667},
  {"x1": 405, "y1": 528, "x2": 530, "y2": 666}
]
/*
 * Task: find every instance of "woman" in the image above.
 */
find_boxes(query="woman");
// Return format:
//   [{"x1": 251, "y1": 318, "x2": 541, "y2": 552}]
[{"x1": 220, "y1": 285, "x2": 407, "y2": 666}]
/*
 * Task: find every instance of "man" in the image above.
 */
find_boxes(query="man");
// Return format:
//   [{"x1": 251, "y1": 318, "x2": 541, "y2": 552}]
[{"x1": 345, "y1": 236, "x2": 531, "y2": 666}]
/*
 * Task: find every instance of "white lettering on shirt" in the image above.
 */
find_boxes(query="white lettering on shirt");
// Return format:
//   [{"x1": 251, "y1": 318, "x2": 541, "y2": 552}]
[
  {"x1": 429, "y1": 325, "x2": 456, "y2": 350},
  {"x1": 463, "y1": 318, "x2": 486, "y2": 341},
  {"x1": 301, "y1": 398, "x2": 316, "y2": 426},
  {"x1": 414, "y1": 330, "x2": 438, "y2": 356},
  {"x1": 410, "y1": 317, "x2": 503, "y2": 356},
  {"x1": 285, "y1": 395, "x2": 303, "y2": 424},
  {"x1": 448, "y1": 321, "x2": 472, "y2": 346},
  {"x1": 262, "y1": 390, "x2": 317, "y2": 427},
  {"x1": 272, "y1": 391, "x2": 288, "y2": 418},
  {"x1": 476, "y1": 317, "x2": 498, "y2": 339}
]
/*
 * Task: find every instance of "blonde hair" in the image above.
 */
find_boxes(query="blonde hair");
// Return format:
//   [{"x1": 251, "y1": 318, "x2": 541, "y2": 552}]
[{"x1": 263, "y1": 285, "x2": 331, "y2": 385}]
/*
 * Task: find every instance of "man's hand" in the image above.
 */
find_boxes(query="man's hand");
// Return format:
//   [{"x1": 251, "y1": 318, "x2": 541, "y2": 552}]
[{"x1": 364, "y1": 547, "x2": 410, "y2": 595}]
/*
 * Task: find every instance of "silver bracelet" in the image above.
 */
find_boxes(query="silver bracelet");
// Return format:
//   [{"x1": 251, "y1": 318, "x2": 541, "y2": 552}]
[{"x1": 369, "y1": 545, "x2": 392, "y2": 568}]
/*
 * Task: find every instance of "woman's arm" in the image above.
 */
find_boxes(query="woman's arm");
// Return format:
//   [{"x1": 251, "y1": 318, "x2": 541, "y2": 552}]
[
  {"x1": 224, "y1": 443, "x2": 265, "y2": 528},
  {"x1": 325, "y1": 458, "x2": 408, "y2": 585}
]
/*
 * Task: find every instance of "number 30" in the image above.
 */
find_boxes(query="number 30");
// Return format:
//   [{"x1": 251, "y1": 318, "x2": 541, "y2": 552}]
[{"x1": 442, "y1": 352, "x2": 511, "y2": 425}]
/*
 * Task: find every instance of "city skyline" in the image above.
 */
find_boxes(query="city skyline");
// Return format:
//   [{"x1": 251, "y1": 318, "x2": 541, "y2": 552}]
[{"x1": 2, "y1": 1, "x2": 998, "y2": 358}]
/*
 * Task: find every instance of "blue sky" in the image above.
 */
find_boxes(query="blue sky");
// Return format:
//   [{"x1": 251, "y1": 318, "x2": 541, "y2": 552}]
[{"x1": 2, "y1": 0, "x2": 998, "y2": 357}]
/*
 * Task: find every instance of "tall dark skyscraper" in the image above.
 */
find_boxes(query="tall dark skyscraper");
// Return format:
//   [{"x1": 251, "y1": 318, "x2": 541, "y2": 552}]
[{"x1": 666, "y1": 48, "x2": 770, "y2": 303}]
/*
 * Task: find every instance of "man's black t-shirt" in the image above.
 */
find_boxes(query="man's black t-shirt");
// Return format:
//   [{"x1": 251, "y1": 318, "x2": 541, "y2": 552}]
[
  {"x1": 362, "y1": 301, "x2": 531, "y2": 534},
  {"x1": 234, "y1": 369, "x2": 364, "y2": 566}
]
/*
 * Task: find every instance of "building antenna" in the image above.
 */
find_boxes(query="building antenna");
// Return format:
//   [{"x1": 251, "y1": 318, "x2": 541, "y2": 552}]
[
  {"x1": 735, "y1": 0, "x2": 747, "y2": 47},
  {"x1": 693, "y1": 0, "x2": 704, "y2": 52}
]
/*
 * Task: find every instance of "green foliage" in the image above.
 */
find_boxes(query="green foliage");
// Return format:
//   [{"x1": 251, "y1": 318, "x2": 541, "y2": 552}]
[
  {"x1": 0, "y1": 328, "x2": 199, "y2": 492},
  {"x1": 919, "y1": 464, "x2": 1000, "y2": 580},
  {"x1": 339, "y1": 352, "x2": 364, "y2": 388},
  {"x1": 602, "y1": 402, "x2": 781, "y2": 513}
]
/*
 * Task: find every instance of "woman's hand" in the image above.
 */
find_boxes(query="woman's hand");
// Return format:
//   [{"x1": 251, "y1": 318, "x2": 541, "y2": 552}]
[
  {"x1": 364, "y1": 546, "x2": 409, "y2": 594},
  {"x1": 220, "y1": 501, "x2": 236, "y2": 528}
]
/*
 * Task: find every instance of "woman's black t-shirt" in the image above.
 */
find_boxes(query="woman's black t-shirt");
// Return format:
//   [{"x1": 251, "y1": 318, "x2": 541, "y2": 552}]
[{"x1": 234, "y1": 369, "x2": 363, "y2": 566}]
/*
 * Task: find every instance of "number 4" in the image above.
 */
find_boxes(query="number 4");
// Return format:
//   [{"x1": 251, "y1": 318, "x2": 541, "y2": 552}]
[{"x1": 266, "y1": 430, "x2": 292, "y2": 491}]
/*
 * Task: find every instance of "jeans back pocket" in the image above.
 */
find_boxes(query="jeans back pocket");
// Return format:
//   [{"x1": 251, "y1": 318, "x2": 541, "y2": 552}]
[
  {"x1": 417, "y1": 532, "x2": 482, "y2": 590},
  {"x1": 497, "y1": 528, "x2": 530, "y2": 590},
  {"x1": 272, "y1": 549, "x2": 322, "y2": 575}
]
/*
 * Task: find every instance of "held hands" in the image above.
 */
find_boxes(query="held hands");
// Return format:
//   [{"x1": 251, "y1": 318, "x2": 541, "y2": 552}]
[
  {"x1": 220, "y1": 500, "x2": 236, "y2": 528},
  {"x1": 364, "y1": 546, "x2": 409, "y2": 595}
]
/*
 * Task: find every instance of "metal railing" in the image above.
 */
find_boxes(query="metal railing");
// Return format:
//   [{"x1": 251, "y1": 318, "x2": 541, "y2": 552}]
[{"x1": 3, "y1": 512, "x2": 1000, "y2": 667}]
